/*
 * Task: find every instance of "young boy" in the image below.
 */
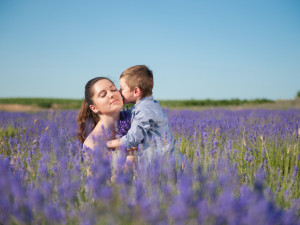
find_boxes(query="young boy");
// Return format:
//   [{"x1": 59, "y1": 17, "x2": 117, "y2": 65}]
[{"x1": 107, "y1": 65, "x2": 175, "y2": 164}]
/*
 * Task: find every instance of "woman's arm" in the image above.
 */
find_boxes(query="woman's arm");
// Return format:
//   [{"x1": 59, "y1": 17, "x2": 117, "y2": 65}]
[
  {"x1": 106, "y1": 138, "x2": 122, "y2": 149},
  {"x1": 83, "y1": 137, "x2": 96, "y2": 151}
]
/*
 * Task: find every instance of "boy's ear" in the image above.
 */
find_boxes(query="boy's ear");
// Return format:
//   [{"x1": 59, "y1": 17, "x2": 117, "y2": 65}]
[{"x1": 133, "y1": 87, "x2": 142, "y2": 97}]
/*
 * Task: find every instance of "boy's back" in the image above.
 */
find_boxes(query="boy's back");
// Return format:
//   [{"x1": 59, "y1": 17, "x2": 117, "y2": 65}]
[{"x1": 121, "y1": 95, "x2": 174, "y2": 162}]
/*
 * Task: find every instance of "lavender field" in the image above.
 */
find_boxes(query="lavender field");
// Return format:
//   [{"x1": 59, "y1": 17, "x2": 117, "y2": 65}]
[{"x1": 0, "y1": 109, "x2": 300, "y2": 224}]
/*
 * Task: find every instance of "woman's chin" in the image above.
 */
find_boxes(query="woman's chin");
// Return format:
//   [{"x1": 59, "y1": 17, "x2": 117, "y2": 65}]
[{"x1": 112, "y1": 103, "x2": 123, "y2": 111}]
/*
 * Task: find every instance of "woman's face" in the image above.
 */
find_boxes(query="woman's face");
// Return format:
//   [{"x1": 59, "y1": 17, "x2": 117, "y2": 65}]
[{"x1": 89, "y1": 79, "x2": 123, "y2": 115}]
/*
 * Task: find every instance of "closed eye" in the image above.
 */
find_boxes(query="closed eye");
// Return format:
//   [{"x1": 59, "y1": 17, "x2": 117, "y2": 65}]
[{"x1": 100, "y1": 91, "x2": 107, "y2": 97}]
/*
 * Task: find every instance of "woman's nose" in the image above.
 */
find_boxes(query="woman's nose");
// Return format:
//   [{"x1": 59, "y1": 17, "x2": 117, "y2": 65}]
[{"x1": 108, "y1": 91, "x2": 114, "y2": 98}]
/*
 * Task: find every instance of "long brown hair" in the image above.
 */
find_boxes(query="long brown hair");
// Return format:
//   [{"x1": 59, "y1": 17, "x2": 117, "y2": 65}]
[{"x1": 77, "y1": 77, "x2": 113, "y2": 143}]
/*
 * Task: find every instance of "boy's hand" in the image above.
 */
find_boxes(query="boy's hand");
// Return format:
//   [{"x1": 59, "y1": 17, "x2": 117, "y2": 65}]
[{"x1": 127, "y1": 146, "x2": 138, "y2": 151}]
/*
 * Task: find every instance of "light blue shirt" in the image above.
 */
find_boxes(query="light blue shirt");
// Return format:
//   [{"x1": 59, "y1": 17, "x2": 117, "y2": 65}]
[{"x1": 121, "y1": 96, "x2": 175, "y2": 161}]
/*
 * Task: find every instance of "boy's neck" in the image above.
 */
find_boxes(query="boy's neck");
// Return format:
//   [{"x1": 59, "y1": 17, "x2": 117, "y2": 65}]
[
  {"x1": 134, "y1": 95, "x2": 152, "y2": 104},
  {"x1": 134, "y1": 96, "x2": 143, "y2": 104}
]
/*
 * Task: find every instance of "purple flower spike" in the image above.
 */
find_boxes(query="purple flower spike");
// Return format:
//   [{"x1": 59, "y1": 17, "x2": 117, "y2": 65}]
[
  {"x1": 293, "y1": 166, "x2": 298, "y2": 177},
  {"x1": 116, "y1": 108, "x2": 132, "y2": 138}
]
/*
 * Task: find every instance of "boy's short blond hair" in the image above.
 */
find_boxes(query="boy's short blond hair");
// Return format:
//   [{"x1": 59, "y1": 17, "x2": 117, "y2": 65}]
[{"x1": 120, "y1": 65, "x2": 153, "y2": 98}]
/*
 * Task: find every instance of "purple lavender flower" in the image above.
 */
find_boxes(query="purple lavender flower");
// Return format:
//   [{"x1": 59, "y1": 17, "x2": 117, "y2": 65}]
[
  {"x1": 44, "y1": 203, "x2": 66, "y2": 223},
  {"x1": 292, "y1": 166, "x2": 298, "y2": 177},
  {"x1": 167, "y1": 197, "x2": 188, "y2": 224},
  {"x1": 116, "y1": 108, "x2": 132, "y2": 138},
  {"x1": 1, "y1": 108, "x2": 300, "y2": 224},
  {"x1": 261, "y1": 148, "x2": 265, "y2": 158}
]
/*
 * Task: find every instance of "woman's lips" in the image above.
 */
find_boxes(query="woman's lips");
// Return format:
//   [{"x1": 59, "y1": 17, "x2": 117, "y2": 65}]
[{"x1": 110, "y1": 99, "x2": 119, "y2": 104}]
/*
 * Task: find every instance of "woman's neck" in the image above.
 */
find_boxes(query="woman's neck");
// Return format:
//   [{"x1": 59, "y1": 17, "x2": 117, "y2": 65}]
[{"x1": 95, "y1": 112, "x2": 120, "y2": 136}]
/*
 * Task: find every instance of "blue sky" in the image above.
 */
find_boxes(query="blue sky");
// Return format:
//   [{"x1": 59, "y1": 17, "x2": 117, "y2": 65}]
[{"x1": 1, "y1": 0, "x2": 299, "y2": 100}]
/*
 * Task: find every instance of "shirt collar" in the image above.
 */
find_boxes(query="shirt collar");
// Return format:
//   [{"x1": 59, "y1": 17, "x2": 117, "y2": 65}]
[{"x1": 134, "y1": 95, "x2": 153, "y2": 108}]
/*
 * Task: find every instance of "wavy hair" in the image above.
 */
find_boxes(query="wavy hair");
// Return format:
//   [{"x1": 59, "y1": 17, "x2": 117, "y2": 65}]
[{"x1": 77, "y1": 77, "x2": 113, "y2": 143}]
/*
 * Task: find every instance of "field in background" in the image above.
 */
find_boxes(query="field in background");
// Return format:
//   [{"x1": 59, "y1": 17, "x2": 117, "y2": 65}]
[
  {"x1": 1, "y1": 107, "x2": 300, "y2": 224},
  {"x1": 0, "y1": 97, "x2": 300, "y2": 111}
]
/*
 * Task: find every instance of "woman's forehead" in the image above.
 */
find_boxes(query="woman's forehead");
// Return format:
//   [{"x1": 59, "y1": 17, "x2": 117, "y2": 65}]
[{"x1": 93, "y1": 79, "x2": 115, "y2": 92}]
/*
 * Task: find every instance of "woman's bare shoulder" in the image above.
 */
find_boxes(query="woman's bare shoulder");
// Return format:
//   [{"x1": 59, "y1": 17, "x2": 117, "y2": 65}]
[
  {"x1": 83, "y1": 129, "x2": 106, "y2": 150},
  {"x1": 84, "y1": 132, "x2": 98, "y2": 148},
  {"x1": 83, "y1": 136, "x2": 95, "y2": 150}
]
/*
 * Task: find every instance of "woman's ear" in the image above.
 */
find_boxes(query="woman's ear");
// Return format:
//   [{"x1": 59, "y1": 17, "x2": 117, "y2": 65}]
[
  {"x1": 133, "y1": 87, "x2": 142, "y2": 97},
  {"x1": 89, "y1": 105, "x2": 98, "y2": 114}
]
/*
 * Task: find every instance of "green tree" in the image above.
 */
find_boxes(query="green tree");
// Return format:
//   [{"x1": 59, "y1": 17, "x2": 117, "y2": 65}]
[{"x1": 297, "y1": 91, "x2": 300, "y2": 98}]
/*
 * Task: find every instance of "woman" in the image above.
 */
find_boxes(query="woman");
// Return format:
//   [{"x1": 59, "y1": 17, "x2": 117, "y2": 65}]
[{"x1": 77, "y1": 77, "x2": 134, "y2": 173}]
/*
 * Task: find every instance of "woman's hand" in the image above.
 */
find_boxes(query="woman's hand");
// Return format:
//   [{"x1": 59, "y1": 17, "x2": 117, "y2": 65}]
[
  {"x1": 126, "y1": 146, "x2": 137, "y2": 155},
  {"x1": 127, "y1": 146, "x2": 137, "y2": 151},
  {"x1": 125, "y1": 146, "x2": 138, "y2": 171}
]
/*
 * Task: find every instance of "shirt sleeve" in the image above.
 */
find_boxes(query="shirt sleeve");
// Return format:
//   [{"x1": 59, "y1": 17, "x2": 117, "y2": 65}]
[{"x1": 121, "y1": 109, "x2": 151, "y2": 149}]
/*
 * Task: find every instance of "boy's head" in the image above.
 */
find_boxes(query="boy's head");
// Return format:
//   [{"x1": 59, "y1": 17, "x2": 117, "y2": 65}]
[{"x1": 120, "y1": 65, "x2": 153, "y2": 104}]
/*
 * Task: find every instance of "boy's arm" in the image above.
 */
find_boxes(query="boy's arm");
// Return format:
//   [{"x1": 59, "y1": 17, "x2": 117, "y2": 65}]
[
  {"x1": 121, "y1": 110, "x2": 151, "y2": 149},
  {"x1": 106, "y1": 138, "x2": 138, "y2": 151},
  {"x1": 106, "y1": 138, "x2": 122, "y2": 149}
]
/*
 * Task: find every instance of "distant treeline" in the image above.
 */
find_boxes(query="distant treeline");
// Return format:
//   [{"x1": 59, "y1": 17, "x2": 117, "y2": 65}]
[
  {"x1": 0, "y1": 97, "x2": 274, "y2": 109},
  {"x1": 0, "y1": 98, "x2": 82, "y2": 109},
  {"x1": 158, "y1": 98, "x2": 274, "y2": 108}
]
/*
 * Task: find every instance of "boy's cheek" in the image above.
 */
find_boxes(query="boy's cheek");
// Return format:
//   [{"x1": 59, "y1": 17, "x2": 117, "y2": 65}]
[
  {"x1": 121, "y1": 92, "x2": 127, "y2": 100},
  {"x1": 120, "y1": 94, "x2": 124, "y2": 102},
  {"x1": 120, "y1": 93, "x2": 127, "y2": 103},
  {"x1": 120, "y1": 92, "x2": 125, "y2": 100}
]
